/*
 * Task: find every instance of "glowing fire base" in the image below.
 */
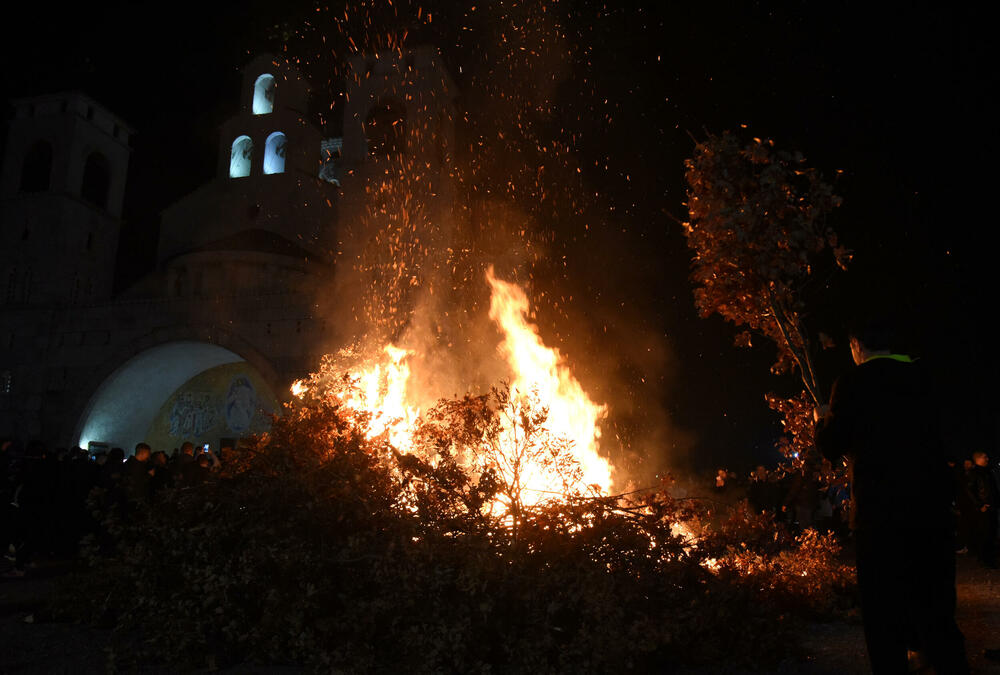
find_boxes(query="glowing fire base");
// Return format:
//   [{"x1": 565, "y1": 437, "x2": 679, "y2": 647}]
[{"x1": 291, "y1": 266, "x2": 612, "y2": 514}]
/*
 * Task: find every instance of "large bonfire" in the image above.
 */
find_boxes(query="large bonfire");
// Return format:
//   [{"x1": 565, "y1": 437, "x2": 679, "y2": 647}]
[
  {"x1": 291, "y1": 264, "x2": 613, "y2": 518},
  {"x1": 56, "y1": 4, "x2": 860, "y2": 671}
]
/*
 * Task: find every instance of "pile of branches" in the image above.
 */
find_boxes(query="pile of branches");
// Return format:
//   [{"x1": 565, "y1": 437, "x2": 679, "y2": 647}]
[{"x1": 59, "y1": 385, "x2": 854, "y2": 673}]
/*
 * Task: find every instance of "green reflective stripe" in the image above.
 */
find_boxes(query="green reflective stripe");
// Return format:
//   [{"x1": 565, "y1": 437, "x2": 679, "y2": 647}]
[{"x1": 863, "y1": 353, "x2": 915, "y2": 364}]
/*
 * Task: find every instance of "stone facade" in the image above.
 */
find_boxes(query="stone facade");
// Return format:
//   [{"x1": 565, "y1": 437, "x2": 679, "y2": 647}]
[{"x1": 0, "y1": 48, "x2": 457, "y2": 454}]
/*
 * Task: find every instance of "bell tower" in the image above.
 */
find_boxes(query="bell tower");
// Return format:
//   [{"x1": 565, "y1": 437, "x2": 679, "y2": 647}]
[
  {"x1": 216, "y1": 53, "x2": 316, "y2": 181},
  {"x1": 0, "y1": 92, "x2": 131, "y2": 306},
  {"x1": 157, "y1": 54, "x2": 331, "y2": 268}
]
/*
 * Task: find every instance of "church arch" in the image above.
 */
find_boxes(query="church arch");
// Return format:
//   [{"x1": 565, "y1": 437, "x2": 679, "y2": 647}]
[
  {"x1": 230, "y1": 135, "x2": 253, "y2": 178},
  {"x1": 263, "y1": 132, "x2": 286, "y2": 174},
  {"x1": 253, "y1": 74, "x2": 276, "y2": 115},
  {"x1": 19, "y1": 140, "x2": 53, "y2": 192},
  {"x1": 80, "y1": 151, "x2": 111, "y2": 209},
  {"x1": 74, "y1": 335, "x2": 280, "y2": 454}
]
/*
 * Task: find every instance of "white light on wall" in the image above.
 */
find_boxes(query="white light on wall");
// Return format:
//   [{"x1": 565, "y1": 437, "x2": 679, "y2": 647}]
[
  {"x1": 230, "y1": 136, "x2": 252, "y2": 178},
  {"x1": 253, "y1": 74, "x2": 275, "y2": 115},
  {"x1": 263, "y1": 132, "x2": 286, "y2": 175},
  {"x1": 75, "y1": 341, "x2": 245, "y2": 453}
]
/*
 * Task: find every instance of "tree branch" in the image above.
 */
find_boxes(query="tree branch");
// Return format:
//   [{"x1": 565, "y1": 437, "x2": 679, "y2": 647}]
[{"x1": 767, "y1": 289, "x2": 820, "y2": 407}]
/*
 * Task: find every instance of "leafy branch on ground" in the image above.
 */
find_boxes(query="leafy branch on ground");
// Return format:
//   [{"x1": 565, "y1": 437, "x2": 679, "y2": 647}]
[{"x1": 57, "y1": 382, "x2": 855, "y2": 672}]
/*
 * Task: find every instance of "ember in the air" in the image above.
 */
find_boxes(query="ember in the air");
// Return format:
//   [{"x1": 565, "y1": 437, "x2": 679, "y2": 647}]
[{"x1": 292, "y1": 265, "x2": 612, "y2": 511}]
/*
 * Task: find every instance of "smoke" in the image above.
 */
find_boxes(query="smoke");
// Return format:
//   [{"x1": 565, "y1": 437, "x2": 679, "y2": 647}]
[{"x1": 291, "y1": 0, "x2": 694, "y2": 491}]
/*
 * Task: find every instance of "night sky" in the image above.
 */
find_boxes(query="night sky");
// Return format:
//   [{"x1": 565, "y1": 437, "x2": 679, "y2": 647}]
[{"x1": 2, "y1": 2, "x2": 995, "y2": 472}]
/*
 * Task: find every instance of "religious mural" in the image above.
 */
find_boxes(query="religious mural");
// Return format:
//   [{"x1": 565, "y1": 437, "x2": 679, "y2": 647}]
[
  {"x1": 168, "y1": 392, "x2": 218, "y2": 438},
  {"x1": 224, "y1": 375, "x2": 258, "y2": 435},
  {"x1": 145, "y1": 362, "x2": 277, "y2": 452}
]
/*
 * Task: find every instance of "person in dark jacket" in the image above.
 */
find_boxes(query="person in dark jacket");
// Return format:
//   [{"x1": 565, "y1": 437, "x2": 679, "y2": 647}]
[
  {"x1": 815, "y1": 318, "x2": 968, "y2": 674},
  {"x1": 966, "y1": 451, "x2": 998, "y2": 568},
  {"x1": 171, "y1": 441, "x2": 198, "y2": 486},
  {"x1": 5, "y1": 442, "x2": 55, "y2": 577},
  {"x1": 951, "y1": 459, "x2": 976, "y2": 553},
  {"x1": 148, "y1": 450, "x2": 171, "y2": 496},
  {"x1": 121, "y1": 443, "x2": 153, "y2": 506}
]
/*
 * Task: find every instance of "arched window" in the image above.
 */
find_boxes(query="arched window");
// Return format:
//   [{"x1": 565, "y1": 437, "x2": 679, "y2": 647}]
[
  {"x1": 20, "y1": 140, "x2": 53, "y2": 192},
  {"x1": 81, "y1": 152, "x2": 111, "y2": 209},
  {"x1": 364, "y1": 101, "x2": 406, "y2": 157},
  {"x1": 263, "y1": 132, "x2": 286, "y2": 175},
  {"x1": 230, "y1": 135, "x2": 253, "y2": 178},
  {"x1": 253, "y1": 74, "x2": 276, "y2": 115}
]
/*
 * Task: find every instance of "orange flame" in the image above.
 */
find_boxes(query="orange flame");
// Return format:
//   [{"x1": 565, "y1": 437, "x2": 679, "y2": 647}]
[
  {"x1": 290, "y1": 265, "x2": 612, "y2": 507},
  {"x1": 331, "y1": 345, "x2": 420, "y2": 452},
  {"x1": 485, "y1": 265, "x2": 612, "y2": 498}
]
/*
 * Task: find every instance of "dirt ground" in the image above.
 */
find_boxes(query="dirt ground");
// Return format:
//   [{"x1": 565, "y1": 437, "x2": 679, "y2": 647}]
[
  {"x1": 753, "y1": 552, "x2": 1000, "y2": 674},
  {"x1": 1, "y1": 555, "x2": 998, "y2": 674}
]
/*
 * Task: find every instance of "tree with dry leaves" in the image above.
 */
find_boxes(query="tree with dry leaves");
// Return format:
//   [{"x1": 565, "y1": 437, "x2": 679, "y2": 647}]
[{"x1": 683, "y1": 131, "x2": 849, "y2": 461}]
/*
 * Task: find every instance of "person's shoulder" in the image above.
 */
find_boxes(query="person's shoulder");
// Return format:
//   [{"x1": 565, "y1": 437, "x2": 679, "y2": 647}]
[
  {"x1": 830, "y1": 363, "x2": 866, "y2": 398},
  {"x1": 856, "y1": 356, "x2": 931, "y2": 384},
  {"x1": 123, "y1": 458, "x2": 145, "y2": 473}
]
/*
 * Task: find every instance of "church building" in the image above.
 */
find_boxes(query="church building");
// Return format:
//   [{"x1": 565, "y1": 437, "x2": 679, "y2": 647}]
[{"x1": 0, "y1": 47, "x2": 456, "y2": 455}]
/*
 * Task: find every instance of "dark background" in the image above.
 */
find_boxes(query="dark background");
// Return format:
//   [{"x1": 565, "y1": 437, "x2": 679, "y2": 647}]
[{"x1": 2, "y1": 1, "x2": 994, "y2": 472}]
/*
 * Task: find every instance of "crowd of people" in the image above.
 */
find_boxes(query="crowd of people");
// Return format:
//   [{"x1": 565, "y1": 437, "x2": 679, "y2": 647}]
[
  {"x1": 954, "y1": 451, "x2": 999, "y2": 568},
  {"x1": 4, "y1": 431, "x2": 996, "y2": 580},
  {"x1": 724, "y1": 452, "x2": 1000, "y2": 570},
  {"x1": 738, "y1": 462, "x2": 852, "y2": 535},
  {"x1": 0, "y1": 438, "x2": 225, "y2": 577}
]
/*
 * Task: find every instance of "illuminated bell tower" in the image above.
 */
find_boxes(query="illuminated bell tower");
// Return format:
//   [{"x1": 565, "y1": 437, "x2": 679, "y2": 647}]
[
  {"x1": 0, "y1": 93, "x2": 131, "y2": 306},
  {"x1": 216, "y1": 53, "x2": 316, "y2": 182},
  {"x1": 157, "y1": 53, "x2": 330, "y2": 268}
]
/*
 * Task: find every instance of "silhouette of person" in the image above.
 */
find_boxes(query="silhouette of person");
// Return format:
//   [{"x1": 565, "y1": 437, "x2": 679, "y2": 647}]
[
  {"x1": 966, "y1": 451, "x2": 998, "y2": 568},
  {"x1": 815, "y1": 316, "x2": 968, "y2": 674}
]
